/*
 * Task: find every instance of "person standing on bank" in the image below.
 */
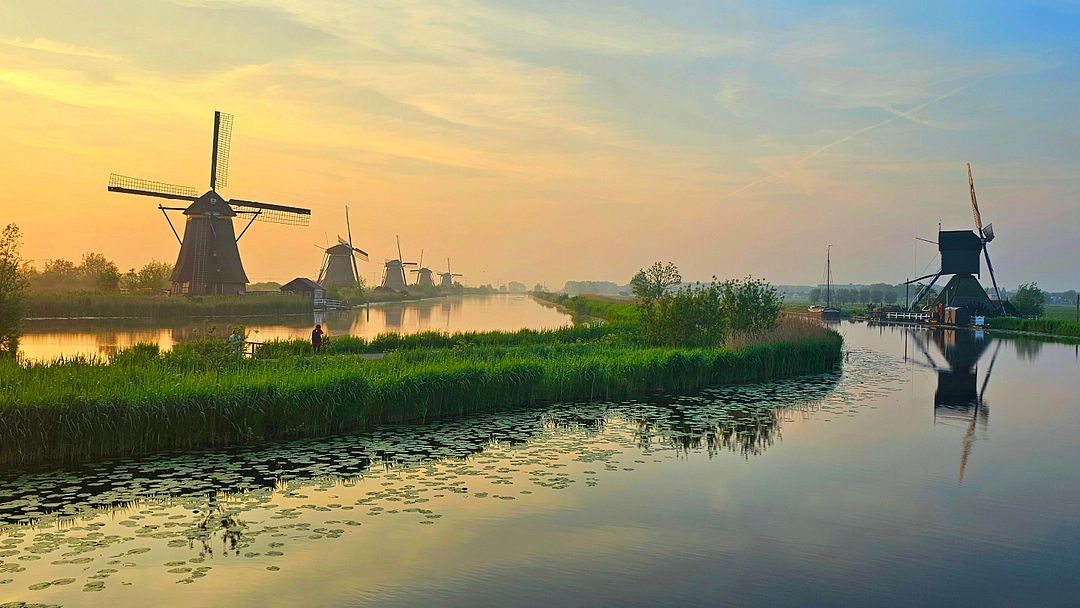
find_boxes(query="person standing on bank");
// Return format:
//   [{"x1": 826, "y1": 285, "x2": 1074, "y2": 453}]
[{"x1": 311, "y1": 324, "x2": 324, "y2": 354}]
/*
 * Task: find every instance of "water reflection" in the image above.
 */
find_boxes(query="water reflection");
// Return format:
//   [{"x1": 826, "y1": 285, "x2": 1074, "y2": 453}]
[
  {"x1": 904, "y1": 327, "x2": 1000, "y2": 484},
  {"x1": 18, "y1": 295, "x2": 570, "y2": 362}
]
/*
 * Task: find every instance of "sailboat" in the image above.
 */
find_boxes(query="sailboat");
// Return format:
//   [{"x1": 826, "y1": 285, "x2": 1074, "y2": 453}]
[{"x1": 808, "y1": 245, "x2": 841, "y2": 319}]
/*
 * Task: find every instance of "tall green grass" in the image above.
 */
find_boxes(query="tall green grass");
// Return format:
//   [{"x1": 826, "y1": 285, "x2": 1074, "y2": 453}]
[
  {"x1": 989, "y1": 317, "x2": 1080, "y2": 338},
  {"x1": 0, "y1": 327, "x2": 841, "y2": 466},
  {"x1": 26, "y1": 293, "x2": 311, "y2": 319},
  {"x1": 256, "y1": 324, "x2": 612, "y2": 358}
]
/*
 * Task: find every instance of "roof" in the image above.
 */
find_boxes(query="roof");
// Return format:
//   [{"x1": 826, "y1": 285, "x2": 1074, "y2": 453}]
[
  {"x1": 326, "y1": 243, "x2": 354, "y2": 255},
  {"x1": 280, "y1": 277, "x2": 324, "y2": 292},
  {"x1": 184, "y1": 190, "x2": 237, "y2": 217}
]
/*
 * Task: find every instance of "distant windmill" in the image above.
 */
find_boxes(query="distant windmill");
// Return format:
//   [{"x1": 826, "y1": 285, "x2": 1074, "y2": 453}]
[
  {"x1": 317, "y1": 206, "x2": 368, "y2": 289},
  {"x1": 410, "y1": 249, "x2": 436, "y2": 288},
  {"x1": 107, "y1": 111, "x2": 311, "y2": 295},
  {"x1": 381, "y1": 235, "x2": 416, "y2": 292},
  {"x1": 905, "y1": 164, "x2": 1008, "y2": 316},
  {"x1": 439, "y1": 258, "x2": 463, "y2": 287}
]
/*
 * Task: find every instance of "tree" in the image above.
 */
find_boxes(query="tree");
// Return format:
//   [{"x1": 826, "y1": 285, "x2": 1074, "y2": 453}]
[
  {"x1": 1012, "y1": 283, "x2": 1046, "y2": 317},
  {"x1": 720, "y1": 276, "x2": 783, "y2": 334},
  {"x1": 131, "y1": 261, "x2": 173, "y2": 291},
  {"x1": 630, "y1": 262, "x2": 682, "y2": 303},
  {"x1": 0, "y1": 224, "x2": 29, "y2": 356},
  {"x1": 883, "y1": 290, "x2": 899, "y2": 305},
  {"x1": 809, "y1": 288, "x2": 822, "y2": 304},
  {"x1": 81, "y1": 252, "x2": 120, "y2": 291}
]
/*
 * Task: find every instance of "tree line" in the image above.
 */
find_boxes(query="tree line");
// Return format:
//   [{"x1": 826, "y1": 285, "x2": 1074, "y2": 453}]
[{"x1": 24, "y1": 253, "x2": 173, "y2": 293}]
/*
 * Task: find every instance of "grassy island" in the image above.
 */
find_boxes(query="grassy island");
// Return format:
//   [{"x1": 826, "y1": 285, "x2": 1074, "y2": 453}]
[{"x1": 0, "y1": 276, "x2": 842, "y2": 466}]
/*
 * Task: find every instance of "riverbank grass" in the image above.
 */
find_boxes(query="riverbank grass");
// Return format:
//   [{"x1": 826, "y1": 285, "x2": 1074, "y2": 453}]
[{"x1": 0, "y1": 283, "x2": 843, "y2": 466}]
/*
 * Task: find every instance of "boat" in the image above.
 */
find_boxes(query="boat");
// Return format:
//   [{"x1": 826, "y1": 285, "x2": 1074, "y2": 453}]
[{"x1": 809, "y1": 246, "x2": 841, "y2": 319}]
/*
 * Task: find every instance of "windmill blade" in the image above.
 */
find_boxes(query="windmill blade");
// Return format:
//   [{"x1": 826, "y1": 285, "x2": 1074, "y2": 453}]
[
  {"x1": 968, "y1": 163, "x2": 984, "y2": 236},
  {"x1": 983, "y1": 245, "x2": 1004, "y2": 310},
  {"x1": 396, "y1": 235, "x2": 403, "y2": 262},
  {"x1": 446, "y1": 257, "x2": 452, "y2": 274},
  {"x1": 210, "y1": 111, "x2": 233, "y2": 190},
  {"x1": 978, "y1": 340, "x2": 1002, "y2": 404},
  {"x1": 982, "y1": 223, "x2": 995, "y2": 243},
  {"x1": 335, "y1": 236, "x2": 369, "y2": 260},
  {"x1": 108, "y1": 174, "x2": 198, "y2": 202},
  {"x1": 401, "y1": 262, "x2": 418, "y2": 267},
  {"x1": 418, "y1": 249, "x2": 424, "y2": 270},
  {"x1": 229, "y1": 199, "x2": 311, "y2": 226}
]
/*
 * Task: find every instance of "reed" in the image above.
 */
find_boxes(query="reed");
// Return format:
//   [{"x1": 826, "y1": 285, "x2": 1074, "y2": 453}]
[
  {"x1": 0, "y1": 324, "x2": 840, "y2": 466},
  {"x1": 26, "y1": 292, "x2": 311, "y2": 319},
  {"x1": 988, "y1": 317, "x2": 1080, "y2": 338}
]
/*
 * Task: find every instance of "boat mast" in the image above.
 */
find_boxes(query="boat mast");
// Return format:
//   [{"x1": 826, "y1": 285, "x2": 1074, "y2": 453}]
[{"x1": 826, "y1": 245, "x2": 831, "y2": 309}]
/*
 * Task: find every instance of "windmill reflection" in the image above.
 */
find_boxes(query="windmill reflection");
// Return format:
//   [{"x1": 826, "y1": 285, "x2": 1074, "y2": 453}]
[{"x1": 906, "y1": 328, "x2": 999, "y2": 483}]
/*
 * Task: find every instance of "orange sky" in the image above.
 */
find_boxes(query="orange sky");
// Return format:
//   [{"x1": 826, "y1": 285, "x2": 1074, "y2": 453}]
[{"x1": 1, "y1": 1, "x2": 1078, "y2": 289}]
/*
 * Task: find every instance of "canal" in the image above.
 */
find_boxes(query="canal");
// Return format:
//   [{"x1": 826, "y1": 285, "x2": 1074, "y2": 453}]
[{"x1": 1, "y1": 319, "x2": 1078, "y2": 606}]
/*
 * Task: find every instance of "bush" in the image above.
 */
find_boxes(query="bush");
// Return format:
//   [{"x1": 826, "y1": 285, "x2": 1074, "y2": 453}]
[
  {"x1": 638, "y1": 276, "x2": 783, "y2": 347},
  {"x1": 1013, "y1": 283, "x2": 1046, "y2": 317}
]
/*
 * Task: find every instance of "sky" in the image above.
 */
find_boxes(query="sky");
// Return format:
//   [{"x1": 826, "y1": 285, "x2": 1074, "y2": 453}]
[{"x1": 0, "y1": 0, "x2": 1077, "y2": 290}]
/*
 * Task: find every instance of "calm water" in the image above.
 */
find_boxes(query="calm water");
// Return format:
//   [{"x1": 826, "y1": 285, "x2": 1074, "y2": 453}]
[
  {"x1": 18, "y1": 294, "x2": 571, "y2": 362},
  {"x1": 2, "y1": 320, "x2": 1080, "y2": 606}
]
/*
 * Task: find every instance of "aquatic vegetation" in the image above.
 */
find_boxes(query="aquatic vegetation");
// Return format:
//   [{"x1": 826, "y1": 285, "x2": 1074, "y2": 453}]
[{"x1": 0, "y1": 323, "x2": 840, "y2": 465}]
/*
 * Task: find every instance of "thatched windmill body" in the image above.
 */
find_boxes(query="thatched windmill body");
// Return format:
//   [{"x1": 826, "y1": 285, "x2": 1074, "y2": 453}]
[
  {"x1": 107, "y1": 111, "x2": 311, "y2": 295},
  {"x1": 318, "y1": 206, "x2": 368, "y2": 289},
  {"x1": 439, "y1": 258, "x2": 463, "y2": 287},
  {"x1": 381, "y1": 236, "x2": 415, "y2": 292}
]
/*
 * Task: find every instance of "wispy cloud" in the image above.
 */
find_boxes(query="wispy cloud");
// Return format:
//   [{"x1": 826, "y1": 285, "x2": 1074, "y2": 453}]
[
  {"x1": 718, "y1": 81, "x2": 976, "y2": 201},
  {"x1": 0, "y1": 37, "x2": 121, "y2": 61}
]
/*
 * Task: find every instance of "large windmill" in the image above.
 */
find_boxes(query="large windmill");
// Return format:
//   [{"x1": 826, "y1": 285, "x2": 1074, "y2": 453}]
[
  {"x1": 317, "y1": 206, "x2": 368, "y2": 289},
  {"x1": 905, "y1": 164, "x2": 1008, "y2": 316},
  {"x1": 439, "y1": 258, "x2": 463, "y2": 287},
  {"x1": 410, "y1": 249, "x2": 436, "y2": 288},
  {"x1": 381, "y1": 235, "x2": 415, "y2": 292},
  {"x1": 108, "y1": 111, "x2": 311, "y2": 295}
]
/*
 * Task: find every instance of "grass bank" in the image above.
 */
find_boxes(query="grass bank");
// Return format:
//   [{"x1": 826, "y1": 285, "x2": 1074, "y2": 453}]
[
  {"x1": 26, "y1": 293, "x2": 311, "y2": 319},
  {"x1": 0, "y1": 322, "x2": 841, "y2": 466},
  {"x1": 988, "y1": 317, "x2": 1080, "y2": 338},
  {"x1": 530, "y1": 292, "x2": 639, "y2": 324}
]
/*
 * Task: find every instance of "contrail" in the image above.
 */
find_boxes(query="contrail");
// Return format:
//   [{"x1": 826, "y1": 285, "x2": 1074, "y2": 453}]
[{"x1": 719, "y1": 81, "x2": 975, "y2": 201}]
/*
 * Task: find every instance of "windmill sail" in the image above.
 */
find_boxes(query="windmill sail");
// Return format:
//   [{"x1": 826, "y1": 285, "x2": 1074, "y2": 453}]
[
  {"x1": 229, "y1": 199, "x2": 311, "y2": 226},
  {"x1": 108, "y1": 174, "x2": 198, "y2": 202},
  {"x1": 211, "y1": 111, "x2": 233, "y2": 190}
]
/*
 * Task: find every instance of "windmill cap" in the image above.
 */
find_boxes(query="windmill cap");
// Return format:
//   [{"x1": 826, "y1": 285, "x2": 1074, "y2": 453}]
[{"x1": 184, "y1": 191, "x2": 236, "y2": 216}]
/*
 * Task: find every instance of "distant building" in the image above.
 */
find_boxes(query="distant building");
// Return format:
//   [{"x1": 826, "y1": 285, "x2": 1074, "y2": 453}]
[{"x1": 280, "y1": 277, "x2": 325, "y2": 300}]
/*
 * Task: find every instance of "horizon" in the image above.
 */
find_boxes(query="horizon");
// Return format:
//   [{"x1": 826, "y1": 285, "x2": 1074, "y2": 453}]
[{"x1": 2, "y1": 1, "x2": 1078, "y2": 290}]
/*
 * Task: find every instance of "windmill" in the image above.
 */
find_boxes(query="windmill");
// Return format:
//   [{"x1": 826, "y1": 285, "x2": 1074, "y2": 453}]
[
  {"x1": 439, "y1": 258, "x2": 463, "y2": 288},
  {"x1": 410, "y1": 249, "x2": 436, "y2": 288},
  {"x1": 107, "y1": 111, "x2": 311, "y2": 295},
  {"x1": 905, "y1": 164, "x2": 1008, "y2": 316},
  {"x1": 317, "y1": 206, "x2": 368, "y2": 289},
  {"x1": 381, "y1": 235, "x2": 415, "y2": 292}
]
